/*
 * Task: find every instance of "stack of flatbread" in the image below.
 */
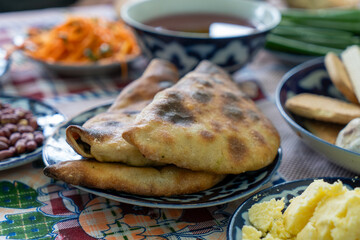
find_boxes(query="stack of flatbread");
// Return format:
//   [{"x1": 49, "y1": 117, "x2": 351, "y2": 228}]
[{"x1": 44, "y1": 59, "x2": 280, "y2": 196}]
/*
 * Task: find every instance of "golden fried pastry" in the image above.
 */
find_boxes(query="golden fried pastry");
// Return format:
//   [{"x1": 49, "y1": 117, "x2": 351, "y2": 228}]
[
  {"x1": 324, "y1": 52, "x2": 358, "y2": 104},
  {"x1": 303, "y1": 119, "x2": 344, "y2": 144},
  {"x1": 66, "y1": 59, "x2": 178, "y2": 166},
  {"x1": 122, "y1": 60, "x2": 280, "y2": 174},
  {"x1": 285, "y1": 93, "x2": 360, "y2": 124},
  {"x1": 43, "y1": 160, "x2": 226, "y2": 196}
]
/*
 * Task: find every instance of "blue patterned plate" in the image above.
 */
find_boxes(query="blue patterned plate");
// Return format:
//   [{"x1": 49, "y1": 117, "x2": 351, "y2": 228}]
[
  {"x1": 0, "y1": 95, "x2": 66, "y2": 170},
  {"x1": 43, "y1": 104, "x2": 281, "y2": 209},
  {"x1": 276, "y1": 57, "x2": 360, "y2": 174},
  {"x1": 227, "y1": 177, "x2": 360, "y2": 240}
]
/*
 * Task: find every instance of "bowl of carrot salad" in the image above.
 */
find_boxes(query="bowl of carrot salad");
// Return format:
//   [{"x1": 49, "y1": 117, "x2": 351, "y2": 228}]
[{"x1": 19, "y1": 16, "x2": 141, "y2": 76}]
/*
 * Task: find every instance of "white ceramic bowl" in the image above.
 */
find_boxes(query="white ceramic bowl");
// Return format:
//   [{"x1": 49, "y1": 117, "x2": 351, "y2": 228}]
[{"x1": 120, "y1": 0, "x2": 281, "y2": 75}]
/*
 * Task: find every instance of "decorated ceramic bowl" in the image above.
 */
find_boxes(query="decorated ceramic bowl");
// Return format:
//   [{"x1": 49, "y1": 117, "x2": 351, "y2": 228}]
[
  {"x1": 276, "y1": 57, "x2": 360, "y2": 174},
  {"x1": 120, "y1": 0, "x2": 281, "y2": 75},
  {"x1": 227, "y1": 177, "x2": 360, "y2": 240}
]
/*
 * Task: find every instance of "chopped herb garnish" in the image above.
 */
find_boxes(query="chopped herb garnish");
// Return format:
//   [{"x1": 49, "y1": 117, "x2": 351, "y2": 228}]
[{"x1": 84, "y1": 48, "x2": 98, "y2": 61}]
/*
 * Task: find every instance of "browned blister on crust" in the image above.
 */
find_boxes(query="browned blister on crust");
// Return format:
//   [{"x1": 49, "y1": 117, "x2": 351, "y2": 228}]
[
  {"x1": 122, "y1": 60, "x2": 280, "y2": 174},
  {"x1": 43, "y1": 160, "x2": 226, "y2": 196},
  {"x1": 66, "y1": 59, "x2": 179, "y2": 166}
]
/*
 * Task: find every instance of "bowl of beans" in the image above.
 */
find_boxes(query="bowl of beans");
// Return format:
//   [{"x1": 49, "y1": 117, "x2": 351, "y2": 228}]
[{"x1": 0, "y1": 95, "x2": 65, "y2": 170}]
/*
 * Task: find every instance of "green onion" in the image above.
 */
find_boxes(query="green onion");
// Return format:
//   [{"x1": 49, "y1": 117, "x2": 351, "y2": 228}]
[
  {"x1": 266, "y1": 34, "x2": 343, "y2": 56},
  {"x1": 266, "y1": 9, "x2": 360, "y2": 55}
]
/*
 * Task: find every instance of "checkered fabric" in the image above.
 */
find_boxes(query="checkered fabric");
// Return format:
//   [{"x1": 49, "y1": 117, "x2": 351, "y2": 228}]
[{"x1": 0, "y1": 161, "x2": 283, "y2": 240}]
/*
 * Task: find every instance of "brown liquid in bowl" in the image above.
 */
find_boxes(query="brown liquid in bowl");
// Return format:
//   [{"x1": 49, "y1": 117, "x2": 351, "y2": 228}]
[{"x1": 144, "y1": 13, "x2": 257, "y2": 37}]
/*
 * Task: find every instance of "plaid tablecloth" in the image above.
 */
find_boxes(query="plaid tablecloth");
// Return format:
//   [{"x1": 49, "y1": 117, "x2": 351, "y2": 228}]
[{"x1": 0, "y1": 3, "x2": 359, "y2": 240}]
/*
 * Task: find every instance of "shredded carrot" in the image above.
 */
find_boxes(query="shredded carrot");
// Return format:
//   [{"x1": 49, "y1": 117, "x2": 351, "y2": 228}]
[{"x1": 22, "y1": 16, "x2": 140, "y2": 65}]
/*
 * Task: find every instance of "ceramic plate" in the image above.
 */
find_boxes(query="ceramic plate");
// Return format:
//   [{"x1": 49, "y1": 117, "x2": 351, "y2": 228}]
[
  {"x1": 0, "y1": 95, "x2": 66, "y2": 170},
  {"x1": 228, "y1": 177, "x2": 360, "y2": 240},
  {"x1": 43, "y1": 103, "x2": 282, "y2": 209},
  {"x1": 0, "y1": 48, "x2": 11, "y2": 81},
  {"x1": 276, "y1": 57, "x2": 360, "y2": 174}
]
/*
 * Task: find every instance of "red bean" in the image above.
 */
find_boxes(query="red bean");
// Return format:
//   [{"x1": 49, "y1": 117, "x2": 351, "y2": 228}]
[
  {"x1": 34, "y1": 133, "x2": 44, "y2": 145},
  {"x1": 0, "y1": 141, "x2": 8, "y2": 150},
  {"x1": 28, "y1": 117, "x2": 38, "y2": 129},
  {"x1": 9, "y1": 133, "x2": 21, "y2": 145},
  {"x1": 4, "y1": 123, "x2": 17, "y2": 132},
  {"x1": 0, "y1": 136, "x2": 9, "y2": 144},
  {"x1": 2, "y1": 128, "x2": 11, "y2": 138},
  {"x1": 26, "y1": 140, "x2": 37, "y2": 151},
  {"x1": 0, "y1": 149, "x2": 14, "y2": 160},
  {"x1": 1, "y1": 108, "x2": 14, "y2": 114},
  {"x1": 14, "y1": 108, "x2": 26, "y2": 118},
  {"x1": 1, "y1": 114, "x2": 17, "y2": 124},
  {"x1": 15, "y1": 139, "x2": 26, "y2": 154},
  {"x1": 21, "y1": 132, "x2": 34, "y2": 141},
  {"x1": 18, "y1": 125, "x2": 34, "y2": 133}
]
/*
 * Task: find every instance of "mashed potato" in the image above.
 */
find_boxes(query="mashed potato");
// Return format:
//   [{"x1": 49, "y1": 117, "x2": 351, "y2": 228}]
[{"x1": 241, "y1": 179, "x2": 360, "y2": 240}]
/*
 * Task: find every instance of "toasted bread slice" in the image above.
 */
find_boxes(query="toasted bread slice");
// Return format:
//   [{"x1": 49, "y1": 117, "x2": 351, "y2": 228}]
[
  {"x1": 303, "y1": 119, "x2": 344, "y2": 144},
  {"x1": 285, "y1": 93, "x2": 360, "y2": 124},
  {"x1": 325, "y1": 52, "x2": 358, "y2": 104},
  {"x1": 341, "y1": 45, "x2": 360, "y2": 103}
]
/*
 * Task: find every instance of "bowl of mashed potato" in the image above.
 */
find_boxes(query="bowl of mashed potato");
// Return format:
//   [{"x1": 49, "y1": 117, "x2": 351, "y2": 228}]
[{"x1": 227, "y1": 177, "x2": 360, "y2": 240}]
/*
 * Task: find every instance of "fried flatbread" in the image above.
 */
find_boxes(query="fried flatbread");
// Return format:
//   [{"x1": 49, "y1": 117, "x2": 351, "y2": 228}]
[
  {"x1": 122, "y1": 61, "x2": 280, "y2": 174},
  {"x1": 66, "y1": 59, "x2": 179, "y2": 166},
  {"x1": 43, "y1": 160, "x2": 226, "y2": 196}
]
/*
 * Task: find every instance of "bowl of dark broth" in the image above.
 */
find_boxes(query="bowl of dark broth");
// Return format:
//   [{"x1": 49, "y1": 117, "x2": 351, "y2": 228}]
[
  {"x1": 144, "y1": 13, "x2": 258, "y2": 38},
  {"x1": 120, "y1": 0, "x2": 280, "y2": 74}
]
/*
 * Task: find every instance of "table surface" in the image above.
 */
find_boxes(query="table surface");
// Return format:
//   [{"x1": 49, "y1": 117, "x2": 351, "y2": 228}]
[{"x1": 0, "y1": 3, "x2": 359, "y2": 240}]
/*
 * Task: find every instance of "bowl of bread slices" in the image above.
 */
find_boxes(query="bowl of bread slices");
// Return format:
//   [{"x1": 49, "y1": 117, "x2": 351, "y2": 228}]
[{"x1": 276, "y1": 45, "x2": 360, "y2": 174}]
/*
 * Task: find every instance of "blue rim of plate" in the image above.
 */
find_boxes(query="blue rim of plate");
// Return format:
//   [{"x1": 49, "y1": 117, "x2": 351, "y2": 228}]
[
  {"x1": 43, "y1": 103, "x2": 282, "y2": 209},
  {"x1": 275, "y1": 56, "x2": 360, "y2": 158},
  {"x1": 0, "y1": 48, "x2": 11, "y2": 79},
  {"x1": 0, "y1": 95, "x2": 66, "y2": 170},
  {"x1": 227, "y1": 177, "x2": 360, "y2": 240}
]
